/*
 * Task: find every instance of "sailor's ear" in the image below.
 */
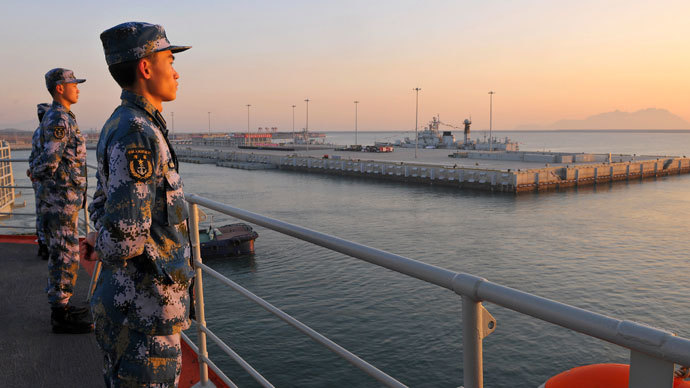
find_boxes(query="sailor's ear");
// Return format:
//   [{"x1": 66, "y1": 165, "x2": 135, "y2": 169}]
[{"x1": 137, "y1": 57, "x2": 154, "y2": 80}]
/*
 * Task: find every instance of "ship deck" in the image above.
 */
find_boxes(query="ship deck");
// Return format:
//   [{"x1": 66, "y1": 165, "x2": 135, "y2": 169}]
[
  {"x1": 0, "y1": 235, "x2": 227, "y2": 388},
  {"x1": 0, "y1": 238, "x2": 104, "y2": 388}
]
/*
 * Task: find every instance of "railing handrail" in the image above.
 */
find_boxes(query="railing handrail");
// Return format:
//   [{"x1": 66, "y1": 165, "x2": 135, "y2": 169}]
[
  {"x1": 185, "y1": 193, "x2": 690, "y2": 369},
  {"x1": 0, "y1": 185, "x2": 34, "y2": 189},
  {"x1": 0, "y1": 158, "x2": 98, "y2": 171}
]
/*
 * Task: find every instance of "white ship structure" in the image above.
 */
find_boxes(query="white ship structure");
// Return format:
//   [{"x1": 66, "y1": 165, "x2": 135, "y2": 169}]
[{"x1": 394, "y1": 116, "x2": 519, "y2": 151}]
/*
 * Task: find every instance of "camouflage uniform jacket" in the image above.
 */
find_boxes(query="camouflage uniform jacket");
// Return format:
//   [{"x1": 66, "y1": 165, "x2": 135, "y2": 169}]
[
  {"x1": 89, "y1": 89, "x2": 193, "y2": 335},
  {"x1": 28, "y1": 126, "x2": 41, "y2": 170},
  {"x1": 31, "y1": 101, "x2": 87, "y2": 205},
  {"x1": 28, "y1": 103, "x2": 51, "y2": 172}
]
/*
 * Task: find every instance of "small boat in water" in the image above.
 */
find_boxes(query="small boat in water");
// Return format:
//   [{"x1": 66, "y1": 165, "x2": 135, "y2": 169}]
[{"x1": 199, "y1": 223, "x2": 259, "y2": 258}]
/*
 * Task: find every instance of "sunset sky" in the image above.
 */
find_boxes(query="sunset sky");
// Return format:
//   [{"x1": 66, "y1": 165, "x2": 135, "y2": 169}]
[{"x1": 1, "y1": 0, "x2": 688, "y2": 132}]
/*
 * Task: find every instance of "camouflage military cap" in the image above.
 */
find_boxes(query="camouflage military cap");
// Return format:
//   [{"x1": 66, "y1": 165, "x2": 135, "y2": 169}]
[
  {"x1": 45, "y1": 68, "x2": 86, "y2": 92},
  {"x1": 100, "y1": 22, "x2": 191, "y2": 66}
]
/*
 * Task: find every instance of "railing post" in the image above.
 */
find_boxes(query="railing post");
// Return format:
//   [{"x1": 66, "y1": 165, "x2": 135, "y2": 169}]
[
  {"x1": 189, "y1": 202, "x2": 214, "y2": 387},
  {"x1": 462, "y1": 296, "x2": 483, "y2": 388},
  {"x1": 83, "y1": 202, "x2": 91, "y2": 234},
  {"x1": 628, "y1": 350, "x2": 674, "y2": 388},
  {"x1": 83, "y1": 168, "x2": 99, "y2": 302},
  {"x1": 86, "y1": 259, "x2": 102, "y2": 301}
]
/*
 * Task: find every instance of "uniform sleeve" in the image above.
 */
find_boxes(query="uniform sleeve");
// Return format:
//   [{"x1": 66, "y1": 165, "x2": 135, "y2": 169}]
[
  {"x1": 28, "y1": 129, "x2": 40, "y2": 171},
  {"x1": 31, "y1": 116, "x2": 69, "y2": 180},
  {"x1": 88, "y1": 169, "x2": 106, "y2": 231},
  {"x1": 94, "y1": 132, "x2": 158, "y2": 264}
]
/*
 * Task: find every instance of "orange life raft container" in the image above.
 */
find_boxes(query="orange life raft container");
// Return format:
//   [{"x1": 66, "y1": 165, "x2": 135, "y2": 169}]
[{"x1": 540, "y1": 363, "x2": 690, "y2": 388}]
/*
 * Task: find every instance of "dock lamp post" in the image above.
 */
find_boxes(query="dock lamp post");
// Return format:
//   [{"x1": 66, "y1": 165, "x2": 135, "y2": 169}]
[
  {"x1": 354, "y1": 100, "x2": 359, "y2": 145},
  {"x1": 207, "y1": 111, "x2": 211, "y2": 135},
  {"x1": 488, "y1": 91, "x2": 494, "y2": 151},
  {"x1": 291, "y1": 104, "x2": 296, "y2": 143},
  {"x1": 171, "y1": 111, "x2": 175, "y2": 140},
  {"x1": 246, "y1": 104, "x2": 251, "y2": 133},
  {"x1": 413, "y1": 87, "x2": 421, "y2": 159},
  {"x1": 304, "y1": 98, "x2": 310, "y2": 152}
]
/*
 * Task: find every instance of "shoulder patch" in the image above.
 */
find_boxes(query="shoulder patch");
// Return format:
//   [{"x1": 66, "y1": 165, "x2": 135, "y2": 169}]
[
  {"x1": 126, "y1": 148, "x2": 153, "y2": 182},
  {"x1": 53, "y1": 126, "x2": 65, "y2": 139}
]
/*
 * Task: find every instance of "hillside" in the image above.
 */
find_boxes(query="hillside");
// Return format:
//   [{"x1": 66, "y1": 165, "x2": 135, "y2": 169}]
[{"x1": 516, "y1": 108, "x2": 690, "y2": 130}]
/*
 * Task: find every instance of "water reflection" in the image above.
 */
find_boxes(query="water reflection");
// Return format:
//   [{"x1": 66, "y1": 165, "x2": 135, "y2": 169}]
[{"x1": 203, "y1": 253, "x2": 257, "y2": 273}]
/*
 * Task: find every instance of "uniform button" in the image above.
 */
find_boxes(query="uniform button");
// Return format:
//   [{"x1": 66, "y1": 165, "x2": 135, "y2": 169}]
[{"x1": 168, "y1": 161, "x2": 175, "y2": 168}]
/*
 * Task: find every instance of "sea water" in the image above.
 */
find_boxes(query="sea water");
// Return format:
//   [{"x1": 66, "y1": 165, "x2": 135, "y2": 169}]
[{"x1": 6, "y1": 130, "x2": 690, "y2": 387}]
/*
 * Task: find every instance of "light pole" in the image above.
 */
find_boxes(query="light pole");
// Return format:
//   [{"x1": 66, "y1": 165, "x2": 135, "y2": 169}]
[
  {"x1": 413, "y1": 87, "x2": 421, "y2": 158},
  {"x1": 488, "y1": 91, "x2": 494, "y2": 151},
  {"x1": 354, "y1": 100, "x2": 359, "y2": 145},
  {"x1": 171, "y1": 111, "x2": 175, "y2": 140},
  {"x1": 304, "y1": 98, "x2": 310, "y2": 151},
  {"x1": 207, "y1": 111, "x2": 211, "y2": 135},
  {"x1": 246, "y1": 104, "x2": 251, "y2": 133},
  {"x1": 291, "y1": 104, "x2": 296, "y2": 143}
]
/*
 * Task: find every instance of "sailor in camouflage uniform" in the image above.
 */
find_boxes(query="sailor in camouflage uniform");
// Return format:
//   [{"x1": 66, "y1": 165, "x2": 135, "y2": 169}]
[
  {"x1": 31, "y1": 68, "x2": 92, "y2": 334},
  {"x1": 88, "y1": 22, "x2": 194, "y2": 387},
  {"x1": 28, "y1": 102, "x2": 51, "y2": 260}
]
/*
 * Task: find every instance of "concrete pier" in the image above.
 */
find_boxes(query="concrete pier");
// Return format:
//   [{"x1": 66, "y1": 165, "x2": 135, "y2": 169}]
[{"x1": 176, "y1": 146, "x2": 690, "y2": 194}]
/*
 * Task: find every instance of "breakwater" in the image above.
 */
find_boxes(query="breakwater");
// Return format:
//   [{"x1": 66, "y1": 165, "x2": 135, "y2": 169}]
[{"x1": 176, "y1": 148, "x2": 690, "y2": 193}]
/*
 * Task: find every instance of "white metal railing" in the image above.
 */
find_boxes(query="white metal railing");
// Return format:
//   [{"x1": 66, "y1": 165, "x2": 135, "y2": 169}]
[
  {"x1": 187, "y1": 200, "x2": 406, "y2": 388},
  {"x1": 0, "y1": 142, "x2": 15, "y2": 212},
  {"x1": 184, "y1": 193, "x2": 690, "y2": 388},
  {"x1": 0, "y1": 156, "x2": 40, "y2": 229}
]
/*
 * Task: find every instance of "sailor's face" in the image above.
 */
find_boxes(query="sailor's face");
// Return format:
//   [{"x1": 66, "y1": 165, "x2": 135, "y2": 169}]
[
  {"x1": 62, "y1": 82, "x2": 79, "y2": 105},
  {"x1": 147, "y1": 50, "x2": 179, "y2": 102}
]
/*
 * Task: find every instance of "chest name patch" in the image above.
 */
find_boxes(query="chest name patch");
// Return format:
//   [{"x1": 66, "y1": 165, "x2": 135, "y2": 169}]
[{"x1": 126, "y1": 148, "x2": 153, "y2": 182}]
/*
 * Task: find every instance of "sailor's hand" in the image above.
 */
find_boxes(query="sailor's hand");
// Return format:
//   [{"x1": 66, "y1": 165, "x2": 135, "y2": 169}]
[
  {"x1": 85, "y1": 232, "x2": 97, "y2": 247},
  {"x1": 80, "y1": 237, "x2": 99, "y2": 262}
]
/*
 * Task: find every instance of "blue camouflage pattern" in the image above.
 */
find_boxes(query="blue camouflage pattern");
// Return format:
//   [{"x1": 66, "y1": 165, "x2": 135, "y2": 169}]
[
  {"x1": 89, "y1": 89, "x2": 193, "y2": 337},
  {"x1": 94, "y1": 313, "x2": 182, "y2": 387},
  {"x1": 44, "y1": 68, "x2": 86, "y2": 93},
  {"x1": 100, "y1": 22, "x2": 191, "y2": 66},
  {"x1": 31, "y1": 100, "x2": 87, "y2": 307},
  {"x1": 29, "y1": 103, "x2": 51, "y2": 245}
]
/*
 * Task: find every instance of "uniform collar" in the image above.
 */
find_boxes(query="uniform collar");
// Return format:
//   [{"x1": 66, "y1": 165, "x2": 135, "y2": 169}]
[
  {"x1": 51, "y1": 100, "x2": 76, "y2": 120},
  {"x1": 120, "y1": 89, "x2": 168, "y2": 134}
]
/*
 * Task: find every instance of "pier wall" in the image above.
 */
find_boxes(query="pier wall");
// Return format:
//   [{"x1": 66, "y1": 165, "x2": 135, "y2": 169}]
[
  {"x1": 452, "y1": 150, "x2": 606, "y2": 164},
  {"x1": 515, "y1": 158, "x2": 690, "y2": 192},
  {"x1": 177, "y1": 149, "x2": 517, "y2": 192},
  {"x1": 176, "y1": 149, "x2": 690, "y2": 194}
]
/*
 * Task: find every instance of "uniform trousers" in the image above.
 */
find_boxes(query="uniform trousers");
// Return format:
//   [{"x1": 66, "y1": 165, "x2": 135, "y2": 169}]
[
  {"x1": 94, "y1": 312, "x2": 182, "y2": 388},
  {"x1": 31, "y1": 181, "x2": 46, "y2": 245},
  {"x1": 42, "y1": 200, "x2": 80, "y2": 307}
]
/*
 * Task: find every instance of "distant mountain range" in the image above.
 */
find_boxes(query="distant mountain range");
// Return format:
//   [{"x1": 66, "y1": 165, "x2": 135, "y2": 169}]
[{"x1": 515, "y1": 108, "x2": 690, "y2": 130}]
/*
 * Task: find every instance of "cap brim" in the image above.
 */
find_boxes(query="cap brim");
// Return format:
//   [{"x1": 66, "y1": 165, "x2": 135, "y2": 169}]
[
  {"x1": 169, "y1": 45, "x2": 191, "y2": 54},
  {"x1": 64, "y1": 79, "x2": 86, "y2": 84}
]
